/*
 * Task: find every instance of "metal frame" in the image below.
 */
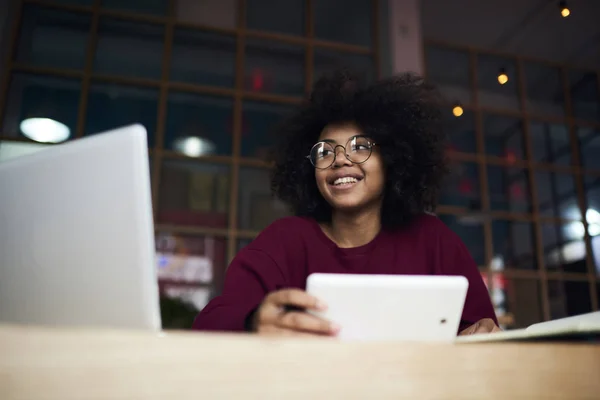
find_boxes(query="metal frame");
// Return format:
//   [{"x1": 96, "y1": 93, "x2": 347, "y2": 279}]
[
  {"x1": 0, "y1": 0, "x2": 381, "y2": 301},
  {"x1": 422, "y1": 38, "x2": 600, "y2": 326}
]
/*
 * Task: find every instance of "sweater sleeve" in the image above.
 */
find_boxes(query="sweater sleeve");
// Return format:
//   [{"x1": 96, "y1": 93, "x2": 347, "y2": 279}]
[
  {"x1": 192, "y1": 247, "x2": 286, "y2": 332},
  {"x1": 191, "y1": 221, "x2": 292, "y2": 332}
]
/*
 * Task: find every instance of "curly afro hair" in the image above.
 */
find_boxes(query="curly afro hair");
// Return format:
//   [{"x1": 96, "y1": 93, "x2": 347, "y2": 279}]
[{"x1": 269, "y1": 69, "x2": 448, "y2": 230}]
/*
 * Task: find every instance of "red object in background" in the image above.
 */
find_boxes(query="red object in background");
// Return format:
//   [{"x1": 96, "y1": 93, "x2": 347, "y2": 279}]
[
  {"x1": 156, "y1": 211, "x2": 228, "y2": 291},
  {"x1": 459, "y1": 178, "x2": 473, "y2": 194},
  {"x1": 505, "y1": 149, "x2": 517, "y2": 164},
  {"x1": 510, "y1": 183, "x2": 523, "y2": 198},
  {"x1": 251, "y1": 69, "x2": 264, "y2": 91},
  {"x1": 481, "y1": 272, "x2": 489, "y2": 289},
  {"x1": 492, "y1": 273, "x2": 506, "y2": 291}
]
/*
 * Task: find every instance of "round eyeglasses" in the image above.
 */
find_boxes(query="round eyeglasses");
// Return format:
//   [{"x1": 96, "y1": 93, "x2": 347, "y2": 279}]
[{"x1": 306, "y1": 135, "x2": 376, "y2": 169}]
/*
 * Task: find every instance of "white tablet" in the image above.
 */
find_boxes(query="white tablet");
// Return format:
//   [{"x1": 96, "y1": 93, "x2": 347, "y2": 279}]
[{"x1": 306, "y1": 273, "x2": 469, "y2": 342}]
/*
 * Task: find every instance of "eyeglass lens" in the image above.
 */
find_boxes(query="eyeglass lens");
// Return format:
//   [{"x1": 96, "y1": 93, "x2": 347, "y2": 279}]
[{"x1": 309, "y1": 136, "x2": 373, "y2": 169}]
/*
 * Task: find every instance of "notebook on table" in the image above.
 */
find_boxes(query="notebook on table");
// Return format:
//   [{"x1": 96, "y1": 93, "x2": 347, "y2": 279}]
[{"x1": 455, "y1": 311, "x2": 600, "y2": 343}]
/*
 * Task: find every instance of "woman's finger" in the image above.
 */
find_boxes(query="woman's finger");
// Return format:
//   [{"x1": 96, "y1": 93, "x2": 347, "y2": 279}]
[
  {"x1": 266, "y1": 289, "x2": 327, "y2": 311},
  {"x1": 476, "y1": 318, "x2": 501, "y2": 333},
  {"x1": 459, "y1": 318, "x2": 501, "y2": 336},
  {"x1": 277, "y1": 311, "x2": 339, "y2": 335}
]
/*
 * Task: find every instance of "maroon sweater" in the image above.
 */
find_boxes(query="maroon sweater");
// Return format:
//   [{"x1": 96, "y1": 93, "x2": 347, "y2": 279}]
[{"x1": 192, "y1": 214, "x2": 497, "y2": 333}]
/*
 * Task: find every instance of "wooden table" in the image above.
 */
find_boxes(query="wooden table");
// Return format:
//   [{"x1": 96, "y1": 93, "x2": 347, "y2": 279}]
[{"x1": 1, "y1": 324, "x2": 599, "y2": 399}]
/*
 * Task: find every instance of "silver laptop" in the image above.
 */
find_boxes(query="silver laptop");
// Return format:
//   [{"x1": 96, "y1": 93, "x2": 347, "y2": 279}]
[{"x1": 0, "y1": 124, "x2": 161, "y2": 331}]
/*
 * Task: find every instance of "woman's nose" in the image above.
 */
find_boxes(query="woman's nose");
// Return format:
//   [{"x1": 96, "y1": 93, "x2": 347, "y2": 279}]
[{"x1": 332, "y1": 146, "x2": 352, "y2": 167}]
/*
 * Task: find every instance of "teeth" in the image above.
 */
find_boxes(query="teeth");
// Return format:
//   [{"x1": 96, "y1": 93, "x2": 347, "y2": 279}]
[{"x1": 333, "y1": 177, "x2": 358, "y2": 185}]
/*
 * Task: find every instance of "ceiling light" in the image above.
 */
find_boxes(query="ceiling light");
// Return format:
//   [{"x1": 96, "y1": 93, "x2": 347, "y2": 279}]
[
  {"x1": 173, "y1": 136, "x2": 216, "y2": 157},
  {"x1": 497, "y1": 68, "x2": 508, "y2": 85},
  {"x1": 452, "y1": 104, "x2": 464, "y2": 117},
  {"x1": 565, "y1": 221, "x2": 585, "y2": 240},
  {"x1": 559, "y1": 1, "x2": 570, "y2": 17},
  {"x1": 587, "y1": 209, "x2": 600, "y2": 236},
  {"x1": 19, "y1": 117, "x2": 70, "y2": 143},
  {"x1": 587, "y1": 208, "x2": 600, "y2": 224}
]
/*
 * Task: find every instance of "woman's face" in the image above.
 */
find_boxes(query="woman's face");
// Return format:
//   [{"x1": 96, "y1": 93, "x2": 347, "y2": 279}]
[{"x1": 313, "y1": 122, "x2": 385, "y2": 213}]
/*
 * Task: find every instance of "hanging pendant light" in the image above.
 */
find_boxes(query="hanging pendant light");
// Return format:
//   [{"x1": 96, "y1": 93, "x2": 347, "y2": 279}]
[
  {"x1": 559, "y1": 1, "x2": 570, "y2": 17},
  {"x1": 497, "y1": 68, "x2": 508, "y2": 85}
]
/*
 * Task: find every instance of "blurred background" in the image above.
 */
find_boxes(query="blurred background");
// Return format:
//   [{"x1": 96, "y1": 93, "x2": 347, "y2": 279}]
[{"x1": 0, "y1": 0, "x2": 598, "y2": 330}]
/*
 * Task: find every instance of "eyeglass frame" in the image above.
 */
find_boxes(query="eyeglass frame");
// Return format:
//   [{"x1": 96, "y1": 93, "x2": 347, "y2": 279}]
[{"x1": 305, "y1": 135, "x2": 377, "y2": 170}]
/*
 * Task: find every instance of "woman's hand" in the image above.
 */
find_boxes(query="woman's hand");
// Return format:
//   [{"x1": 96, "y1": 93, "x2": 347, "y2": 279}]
[
  {"x1": 458, "y1": 318, "x2": 502, "y2": 336},
  {"x1": 251, "y1": 289, "x2": 340, "y2": 337}
]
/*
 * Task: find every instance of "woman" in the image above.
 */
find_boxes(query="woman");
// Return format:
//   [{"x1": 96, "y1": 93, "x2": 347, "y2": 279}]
[{"x1": 193, "y1": 70, "x2": 500, "y2": 336}]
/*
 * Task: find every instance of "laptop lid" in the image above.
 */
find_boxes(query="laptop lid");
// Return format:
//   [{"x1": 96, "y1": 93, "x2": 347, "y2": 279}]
[{"x1": 0, "y1": 124, "x2": 161, "y2": 330}]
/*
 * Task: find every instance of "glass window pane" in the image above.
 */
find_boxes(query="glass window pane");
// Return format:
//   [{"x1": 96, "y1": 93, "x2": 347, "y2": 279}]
[
  {"x1": 523, "y1": 63, "x2": 565, "y2": 117},
  {"x1": 157, "y1": 160, "x2": 230, "y2": 229},
  {"x1": 314, "y1": 49, "x2": 375, "y2": 84},
  {"x1": 237, "y1": 239, "x2": 253, "y2": 254},
  {"x1": 246, "y1": 0, "x2": 304, "y2": 36},
  {"x1": 535, "y1": 172, "x2": 580, "y2": 220},
  {"x1": 238, "y1": 167, "x2": 291, "y2": 231},
  {"x1": 487, "y1": 274, "x2": 505, "y2": 326},
  {"x1": 548, "y1": 280, "x2": 592, "y2": 319},
  {"x1": 441, "y1": 162, "x2": 480, "y2": 208},
  {"x1": 101, "y1": 0, "x2": 168, "y2": 16},
  {"x1": 541, "y1": 223, "x2": 564, "y2": 271},
  {"x1": 244, "y1": 39, "x2": 305, "y2": 96},
  {"x1": 85, "y1": 83, "x2": 158, "y2": 146},
  {"x1": 165, "y1": 92, "x2": 233, "y2": 156},
  {"x1": 594, "y1": 233, "x2": 600, "y2": 277},
  {"x1": 568, "y1": 70, "x2": 599, "y2": 122},
  {"x1": 156, "y1": 232, "x2": 227, "y2": 286},
  {"x1": 159, "y1": 285, "x2": 210, "y2": 329},
  {"x1": 94, "y1": 18, "x2": 164, "y2": 79},
  {"x1": 483, "y1": 114, "x2": 525, "y2": 161},
  {"x1": 314, "y1": 0, "x2": 372, "y2": 47},
  {"x1": 487, "y1": 166, "x2": 531, "y2": 213},
  {"x1": 2, "y1": 74, "x2": 81, "y2": 141},
  {"x1": 443, "y1": 109, "x2": 476, "y2": 153},
  {"x1": 577, "y1": 126, "x2": 600, "y2": 170},
  {"x1": 477, "y1": 55, "x2": 520, "y2": 111},
  {"x1": 242, "y1": 101, "x2": 294, "y2": 159},
  {"x1": 529, "y1": 122, "x2": 571, "y2": 165},
  {"x1": 541, "y1": 223, "x2": 587, "y2": 272},
  {"x1": 438, "y1": 214, "x2": 485, "y2": 265},
  {"x1": 51, "y1": 0, "x2": 93, "y2": 5},
  {"x1": 584, "y1": 176, "x2": 600, "y2": 275},
  {"x1": 16, "y1": 5, "x2": 90, "y2": 70},
  {"x1": 584, "y1": 175, "x2": 600, "y2": 209},
  {"x1": 496, "y1": 276, "x2": 543, "y2": 329},
  {"x1": 491, "y1": 220, "x2": 537, "y2": 270},
  {"x1": 175, "y1": 0, "x2": 237, "y2": 29},
  {"x1": 425, "y1": 46, "x2": 471, "y2": 105},
  {"x1": 171, "y1": 29, "x2": 236, "y2": 87}
]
